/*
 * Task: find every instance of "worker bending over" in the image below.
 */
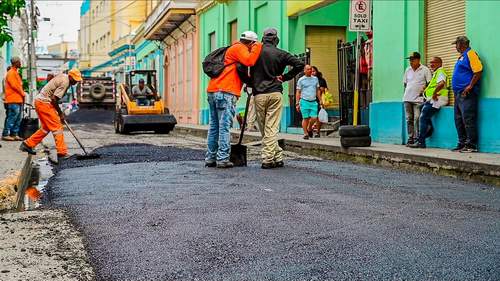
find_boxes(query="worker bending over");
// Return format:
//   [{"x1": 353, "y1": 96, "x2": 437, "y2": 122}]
[{"x1": 20, "y1": 69, "x2": 82, "y2": 158}]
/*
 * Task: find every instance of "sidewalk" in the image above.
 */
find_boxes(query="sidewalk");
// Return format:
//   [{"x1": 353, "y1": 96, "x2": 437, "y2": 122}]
[
  {"x1": 0, "y1": 107, "x2": 34, "y2": 210},
  {"x1": 175, "y1": 124, "x2": 500, "y2": 186}
]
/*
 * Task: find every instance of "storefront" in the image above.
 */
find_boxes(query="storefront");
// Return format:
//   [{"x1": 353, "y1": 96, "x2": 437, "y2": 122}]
[{"x1": 371, "y1": 0, "x2": 500, "y2": 152}]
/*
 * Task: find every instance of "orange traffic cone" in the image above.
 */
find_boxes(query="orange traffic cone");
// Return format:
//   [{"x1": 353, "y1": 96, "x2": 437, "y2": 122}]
[{"x1": 25, "y1": 186, "x2": 41, "y2": 201}]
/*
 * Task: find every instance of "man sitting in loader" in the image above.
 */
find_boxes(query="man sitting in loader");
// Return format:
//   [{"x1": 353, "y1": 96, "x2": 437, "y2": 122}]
[{"x1": 132, "y1": 79, "x2": 154, "y2": 106}]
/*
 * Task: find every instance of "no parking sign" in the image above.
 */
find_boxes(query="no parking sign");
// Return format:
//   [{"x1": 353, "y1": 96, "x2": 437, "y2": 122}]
[{"x1": 349, "y1": 0, "x2": 372, "y2": 32}]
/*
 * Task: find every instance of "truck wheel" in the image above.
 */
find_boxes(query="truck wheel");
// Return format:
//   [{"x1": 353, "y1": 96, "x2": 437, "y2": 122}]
[
  {"x1": 339, "y1": 125, "x2": 370, "y2": 137},
  {"x1": 89, "y1": 83, "x2": 106, "y2": 100},
  {"x1": 340, "y1": 136, "x2": 372, "y2": 148}
]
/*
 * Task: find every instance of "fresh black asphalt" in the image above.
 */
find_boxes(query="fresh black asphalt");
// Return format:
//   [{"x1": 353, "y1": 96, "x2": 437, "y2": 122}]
[{"x1": 48, "y1": 144, "x2": 500, "y2": 281}]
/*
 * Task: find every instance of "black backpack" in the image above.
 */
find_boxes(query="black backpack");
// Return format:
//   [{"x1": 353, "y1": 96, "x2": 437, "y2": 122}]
[{"x1": 202, "y1": 46, "x2": 234, "y2": 78}]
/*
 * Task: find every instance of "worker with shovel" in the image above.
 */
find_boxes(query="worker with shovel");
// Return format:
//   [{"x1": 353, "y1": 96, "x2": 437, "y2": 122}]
[{"x1": 20, "y1": 69, "x2": 82, "y2": 158}]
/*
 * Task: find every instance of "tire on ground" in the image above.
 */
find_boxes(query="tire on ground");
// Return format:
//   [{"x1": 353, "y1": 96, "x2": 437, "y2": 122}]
[
  {"x1": 89, "y1": 83, "x2": 106, "y2": 100},
  {"x1": 338, "y1": 125, "x2": 370, "y2": 137},
  {"x1": 340, "y1": 136, "x2": 372, "y2": 148}
]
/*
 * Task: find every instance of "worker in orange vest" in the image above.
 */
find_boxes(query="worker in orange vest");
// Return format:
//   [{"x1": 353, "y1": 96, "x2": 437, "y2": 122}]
[
  {"x1": 20, "y1": 69, "x2": 82, "y2": 158},
  {"x1": 2, "y1": 57, "x2": 25, "y2": 141}
]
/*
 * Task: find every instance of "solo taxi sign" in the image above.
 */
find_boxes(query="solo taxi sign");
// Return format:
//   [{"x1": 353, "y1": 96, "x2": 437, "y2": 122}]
[{"x1": 349, "y1": 0, "x2": 371, "y2": 32}]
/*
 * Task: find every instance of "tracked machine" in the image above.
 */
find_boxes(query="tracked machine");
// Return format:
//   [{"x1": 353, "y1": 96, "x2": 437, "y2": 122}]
[{"x1": 114, "y1": 70, "x2": 176, "y2": 134}]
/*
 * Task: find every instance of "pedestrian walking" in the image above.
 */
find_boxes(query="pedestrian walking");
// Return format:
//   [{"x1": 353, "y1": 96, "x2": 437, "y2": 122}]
[
  {"x1": 249, "y1": 27, "x2": 304, "y2": 169},
  {"x1": 409, "y1": 57, "x2": 448, "y2": 148},
  {"x1": 19, "y1": 69, "x2": 83, "y2": 158},
  {"x1": 311, "y1": 66, "x2": 328, "y2": 138},
  {"x1": 205, "y1": 31, "x2": 262, "y2": 168},
  {"x1": 2, "y1": 57, "x2": 25, "y2": 141},
  {"x1": 451, "y1": 36, "x2": 483, "y2": 153},
  {"x1": 402, "y1": 52, "x2": 432, "y2": 145},
  {"x1": 296, "y1": 65, "x2": 322, "y2": 140}
]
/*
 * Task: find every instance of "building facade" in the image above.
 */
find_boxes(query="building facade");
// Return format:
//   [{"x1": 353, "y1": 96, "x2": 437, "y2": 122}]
[{"x1": 370, "y1": 0, "x2": 500, "y2": 153}]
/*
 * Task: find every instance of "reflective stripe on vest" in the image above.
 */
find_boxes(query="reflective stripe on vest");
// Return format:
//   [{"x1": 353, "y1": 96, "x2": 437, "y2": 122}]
[{"x1": 424, "y1": 67, "x2": 448, "y2": 99}]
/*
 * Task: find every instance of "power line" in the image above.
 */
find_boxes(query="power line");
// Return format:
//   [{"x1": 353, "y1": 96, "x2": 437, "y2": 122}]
[{"x1": 79, "y1": 0, "x2": 140, "y2": 29}]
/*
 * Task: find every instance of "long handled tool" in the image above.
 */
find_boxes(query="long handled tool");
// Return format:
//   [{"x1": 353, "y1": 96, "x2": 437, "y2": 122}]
[
  {"x1": 230, "y1": 87, "x2": 252, "y2": 167},
  {"x1": 63, "y1": 119, "x2": 101, "y2": 160}
]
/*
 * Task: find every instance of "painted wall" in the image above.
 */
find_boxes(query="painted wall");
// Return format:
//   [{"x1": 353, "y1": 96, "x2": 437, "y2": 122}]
[
  {"x1": 198, "y1": 1, "x2": 287, "y2": 128},
  {"x1": 371, "y1": 0, "x2": 500, "y2": 152}
]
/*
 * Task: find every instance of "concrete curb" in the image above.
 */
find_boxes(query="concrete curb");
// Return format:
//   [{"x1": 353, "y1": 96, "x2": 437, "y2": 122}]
[
  {"x1": 14, "y1": 155, "x2": 33, "y2": 211},
  {"x1": 174, "y1": 125, "x2": 500, "y2": 186}
]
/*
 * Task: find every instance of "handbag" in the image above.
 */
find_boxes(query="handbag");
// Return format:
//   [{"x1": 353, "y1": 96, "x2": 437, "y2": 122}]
[{"x1": 19, "y1": 104, "x2": 39, "y2": 139}]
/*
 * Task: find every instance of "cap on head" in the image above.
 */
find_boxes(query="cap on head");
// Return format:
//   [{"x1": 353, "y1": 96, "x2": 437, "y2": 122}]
[
  {"x1": 68, "y1": 68, "x2": 82, "y2": 82},
  {"x1": 263, "y1": 27, "x2": 278, "y2": 37},
  {"x1": 10, "y1": 56, "x2": 21, "y2": 65},
  {"x1": 240, "y1": 31, "x2": 258, "y2": 42},
  {"x1": 138, "y1": 78, "x2": 145, "y2": 83},
  {"x1": 405, "y1": 51, "x2": 421, "y2": 60},
  {"x1": 452, "y1": 35, "x2": 470, "y2": 45}
]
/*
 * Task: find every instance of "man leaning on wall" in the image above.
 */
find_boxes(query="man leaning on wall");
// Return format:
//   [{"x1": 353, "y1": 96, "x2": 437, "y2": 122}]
[{"x1": 450, "y1": 36, "x2": 483, "y2": 153}]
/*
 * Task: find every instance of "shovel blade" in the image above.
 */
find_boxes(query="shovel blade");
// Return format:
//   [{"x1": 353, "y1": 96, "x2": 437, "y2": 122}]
[{"x1": 230, "y1": 144, "x2": 247, "y2": 167}]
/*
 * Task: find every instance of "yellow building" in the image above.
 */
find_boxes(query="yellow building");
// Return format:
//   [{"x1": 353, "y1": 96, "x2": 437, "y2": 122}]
[
  {"x1": 78, "y1": 0, "x2": 153, "y2": 74},
  {"x1": 47, "y1": 41, "x2": 77, "y2": 58}
]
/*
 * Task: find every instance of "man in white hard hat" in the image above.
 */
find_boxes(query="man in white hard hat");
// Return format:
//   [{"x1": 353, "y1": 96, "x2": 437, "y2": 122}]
[{"x1": 205, "y1": 31, "x2": 262, "y2": 168}]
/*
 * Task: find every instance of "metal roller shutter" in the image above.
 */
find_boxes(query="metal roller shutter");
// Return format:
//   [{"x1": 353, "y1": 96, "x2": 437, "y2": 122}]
[
  {"x1": 306, "y1": 26, "x2": 346, "y2": 108},
  {"x1": 425, "y1": 0, "x2": 466, "y2": 105}
]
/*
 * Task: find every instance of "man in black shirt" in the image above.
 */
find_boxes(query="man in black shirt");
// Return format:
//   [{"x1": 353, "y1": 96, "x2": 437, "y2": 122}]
[{"x1": 251, "y1": 28, "x2": 304, "y2": 169}]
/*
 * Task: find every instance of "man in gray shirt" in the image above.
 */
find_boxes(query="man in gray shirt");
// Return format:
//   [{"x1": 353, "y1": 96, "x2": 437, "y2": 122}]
[{"x1": 132, "y1": 79, "x2": 153, "y2": 106}]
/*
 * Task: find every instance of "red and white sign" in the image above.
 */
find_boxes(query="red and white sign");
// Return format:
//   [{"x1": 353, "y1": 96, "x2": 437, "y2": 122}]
[{"x1": 349, "y1": 0, "x2": 372, "y2": 32}]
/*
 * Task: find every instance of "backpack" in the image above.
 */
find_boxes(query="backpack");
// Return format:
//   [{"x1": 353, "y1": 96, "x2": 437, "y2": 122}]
[{"x1": 202, "y1": 46, "x2": 234, "y2": 78}]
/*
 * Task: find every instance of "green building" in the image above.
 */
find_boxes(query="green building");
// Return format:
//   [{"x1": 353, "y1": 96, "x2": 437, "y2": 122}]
[
  {"x1": 371, "y1": 0, "x2": 500, "y2": 152},
  {"x1": 198, "y1": 0, "x2": 352, "y2": 132}
]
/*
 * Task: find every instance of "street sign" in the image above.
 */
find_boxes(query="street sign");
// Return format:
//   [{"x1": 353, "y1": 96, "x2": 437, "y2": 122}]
[{"x1": 349, "y1": 0, "x2": 371, "y2": 32}]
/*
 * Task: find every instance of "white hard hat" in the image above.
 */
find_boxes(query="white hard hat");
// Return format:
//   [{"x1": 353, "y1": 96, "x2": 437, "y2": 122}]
[{"x1": 240, "y1": 31, "x2": 258, "y2": 42}]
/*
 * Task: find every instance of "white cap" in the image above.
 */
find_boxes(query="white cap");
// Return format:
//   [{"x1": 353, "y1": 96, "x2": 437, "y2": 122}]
[{"x1": 240, "y1": 31, "x2": 258, "y2": 42}]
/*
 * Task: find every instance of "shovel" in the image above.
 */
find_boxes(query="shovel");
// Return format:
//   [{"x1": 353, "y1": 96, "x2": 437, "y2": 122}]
[
  {"x1": 63, "y1": 119, "x2": 101, "y2": 160},
  {"x1": 230, "y1": 87, "x2": 252, "y2": 167}
]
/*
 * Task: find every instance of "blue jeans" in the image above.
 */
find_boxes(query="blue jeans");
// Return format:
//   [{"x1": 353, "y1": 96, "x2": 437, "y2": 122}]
[
  {"x1": 2, "y1": 103, "x2": 22, "y2": 137},
  {"x1": 417, "y1": 102, "x2": 439, "y2": 145},
  {"x1": 206, "y1": 92, "x2": 236, "y2": 162},
  {"x1": 136, "y1": 98, "x2": 151, "y2": 106},
  {"x1": 454, "y1": 90, "x2": 478, "y2": 147}
]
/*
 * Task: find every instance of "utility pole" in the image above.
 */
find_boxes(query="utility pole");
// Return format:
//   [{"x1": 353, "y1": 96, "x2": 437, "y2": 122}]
[{"x1": 26, "y1": 0, "x2": 37, "y2": 103}]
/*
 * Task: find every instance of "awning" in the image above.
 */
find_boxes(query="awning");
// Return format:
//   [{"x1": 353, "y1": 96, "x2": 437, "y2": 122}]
[{"x1": 143, "y1": 1, "x2": 197, "y2": 41}]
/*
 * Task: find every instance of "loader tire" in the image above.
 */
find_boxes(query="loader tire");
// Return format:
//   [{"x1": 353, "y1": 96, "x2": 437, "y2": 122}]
[
  {"x1": 89, "y1": 83, "x2": 106, "y2": 100},
  {"x1": 338, "y1": 125, "x2": 370, "y2": 137},
  {"x1": 340, "y1": 136, "x2": 372, "y2": 148}
]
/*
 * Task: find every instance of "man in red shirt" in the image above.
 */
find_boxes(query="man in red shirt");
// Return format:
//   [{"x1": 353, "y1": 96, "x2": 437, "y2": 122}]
[
  {"x1": 205, "y1": 31, "x2": 262, "y2": 168},
  {"x1": 2, "y1": 57, "x2": 25, "y2": 141}
]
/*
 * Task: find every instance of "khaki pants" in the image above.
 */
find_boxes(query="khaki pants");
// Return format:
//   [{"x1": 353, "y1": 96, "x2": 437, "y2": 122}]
[
  {"x1": 246, "y1": 95, "x2": 257, "y2": 130},
  {"x1": 254, "y1": 92, "x2": 283, "y2": 164}
]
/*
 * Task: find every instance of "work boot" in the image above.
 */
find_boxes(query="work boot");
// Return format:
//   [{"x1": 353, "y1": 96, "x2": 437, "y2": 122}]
[
  {"x1": 314, "y1": 133, "x2": 321, "y2": 138},
  {"x1": 57, "y1": 153, "x2": 71, "y2": 160},
  {"x1": 217, "y1": 161, "x2": 234, "y2": 169},
  {"x1": 451, "y1": 144, "x2": 465, "y2": 152},
  {"x1": 408, "y1": 142, "x2": 426, "y2": 149},
  {"x1": 308, "y1": 130, "x2": 313, "y2": 138},
  {"x1": 205, "y1": 160, "x2": 216, "y2": 168},
  {"x1": 13, "y1": 135, "x2": 23, "y2": 141},
  {"x1": 261, "y1": 162, "x2": 276, "y2": 169},
  {"x1": 2, "y1": 136, "x2": 15, "y2": 141},
  {"x1": 274, "y1": 161, "x2": 284, "y2": 168},
  {"x1": 405, "y1": 138, "x2": 415, "y2": 146},
  {"x1": 19, "y1": 142, "x2": 36, "y2": 155}
]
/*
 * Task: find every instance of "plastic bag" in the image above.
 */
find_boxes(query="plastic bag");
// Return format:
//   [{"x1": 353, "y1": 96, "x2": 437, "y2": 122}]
[
  {"x1": 322, "y1": 90, "x2": 334, "y2": 108},
  {"x1": 318, "y1": 108, "x2": 328, "y2": 123}
]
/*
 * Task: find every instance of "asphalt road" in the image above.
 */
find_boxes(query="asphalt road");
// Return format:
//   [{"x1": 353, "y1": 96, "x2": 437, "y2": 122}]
[{"x1": 46, "y1": 143, "x2": 500, "y2": 281}]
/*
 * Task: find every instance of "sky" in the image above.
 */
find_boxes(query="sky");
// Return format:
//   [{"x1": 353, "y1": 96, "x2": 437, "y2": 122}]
[{"x1": 36, "y1": 0, "x2": 82, "y2": 49}]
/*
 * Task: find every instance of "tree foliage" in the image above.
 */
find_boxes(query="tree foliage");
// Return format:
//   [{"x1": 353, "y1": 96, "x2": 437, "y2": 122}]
[{"x1": 0, "y1": 0, "x2": 26, "y2": 47}]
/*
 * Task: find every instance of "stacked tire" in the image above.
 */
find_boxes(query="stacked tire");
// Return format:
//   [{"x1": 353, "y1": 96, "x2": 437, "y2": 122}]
[{"x1": 339, "y1": 125, "x2": 371, "y2": 148}]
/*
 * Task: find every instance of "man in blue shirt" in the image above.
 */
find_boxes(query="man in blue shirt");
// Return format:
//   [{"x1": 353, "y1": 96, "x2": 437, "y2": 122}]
[
  {"x1": 296, "y1": 65, "x2": 322, "y2": 139},
  {"x1": 451, "y1": 36, "x2": 483, "y2": 153}
]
